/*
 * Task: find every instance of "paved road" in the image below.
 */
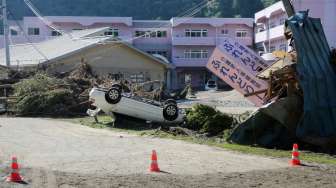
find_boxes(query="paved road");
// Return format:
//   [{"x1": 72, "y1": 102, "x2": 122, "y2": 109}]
[{"x1": 0, "y1": 117, "x2": 286, "y2": 176}]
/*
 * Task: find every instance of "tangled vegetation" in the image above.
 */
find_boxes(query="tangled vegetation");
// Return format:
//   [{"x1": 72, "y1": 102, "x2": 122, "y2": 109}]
[
  {"x1": 186, "y1": 104, "x2": 233, "y2": 135},
  {"x1": 13, "y1": 74, "x2": 77, "y2": 116}
]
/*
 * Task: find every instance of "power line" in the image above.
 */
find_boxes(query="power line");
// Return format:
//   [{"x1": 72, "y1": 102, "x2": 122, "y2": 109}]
[
  {"x1": 23, "y1": 0, "x2": 74, "y2": 39},
  {"x1": 7, "y1": 8, "x2": 49, "y2": 63},
  {"x1": 13, "y1": 0, "x2": 214, "y2": 66}
]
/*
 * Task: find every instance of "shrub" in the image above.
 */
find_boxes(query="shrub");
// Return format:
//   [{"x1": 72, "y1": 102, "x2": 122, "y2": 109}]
[
  {"x1": 202, "y1": 113, "x2": 233, "y2": 135},
  {"x1": 186, "y1": 104, "x2": 233, "y2": 135},
  {"x1": 186, "y1": 104, "x2": 217, "y2": 130}
]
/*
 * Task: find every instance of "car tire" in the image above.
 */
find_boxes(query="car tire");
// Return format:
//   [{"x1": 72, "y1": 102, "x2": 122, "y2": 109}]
[
  {"x1": 164, "y1": 99, "x2": 177, "y2": 105},
  {"x1": 111, "y1": 84, "x2": 122, "y2": 91},
  {"x1": 105, "y1": 87, "x2": 122, "y2": 104},
  {"x1": 163, "y1": 103, "x2": 179, "y2": 121}
]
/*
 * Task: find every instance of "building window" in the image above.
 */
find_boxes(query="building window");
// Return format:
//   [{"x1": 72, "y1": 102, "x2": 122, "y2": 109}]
[
  {"x1": 236, "y1": 30, "x2": 248, "y2": 38},
  {"x1": 221, "y1": 29, "x2": 229, "y2": 35},
  {"x1": 104, "y1": 28, "x2": 119, "y2": 37},
  {"x1": 130, "y1": 73, "x2": 144, "y2": 83},
  {"x1": 135, "y1": 30, "x2": 167, "y2": 38},
  {"x1": 270, "y1": 46, "x2": 276, "y2": 52},
  {"x1": 156, "y1": 31, "x2": 167, "y2": 38},
  {"x1": 279, "y1": 44, "x2": 287, "y2": 51},
  {"x1": 10, "y1": 29, "x2": 18, "y2": 36},
  {"x1": 51, "y1": 30, "x2": 62, "y2": 36},
  {"x1": 185, "y1": 29, "x2": 208, "y2": 37},
  {"x1": 184, "y1": 49, "x2": 208, "y2": 59},
  {"x1": 28, "y1": 28, "x2": 40, "y2": 35},
  {"x1": 147, "y1": 51, "x2": 168, "y2": 58},
  {"x1": 135, "y1": 31, "x2": 144, "y2": 37}
]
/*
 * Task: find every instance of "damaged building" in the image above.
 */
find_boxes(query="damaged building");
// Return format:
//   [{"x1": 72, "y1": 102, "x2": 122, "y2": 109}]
[{"x1": 0, "y1": 28, "x2": 173, "y2": 87}]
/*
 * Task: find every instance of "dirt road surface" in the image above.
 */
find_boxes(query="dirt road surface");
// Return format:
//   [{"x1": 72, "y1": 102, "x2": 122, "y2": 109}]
[
  {"x1": 0, "y1": 118, "x2": 335, "y2": 187},
  {"x1": 179, "y1": 90, "x2": 258, "y2": 114}
]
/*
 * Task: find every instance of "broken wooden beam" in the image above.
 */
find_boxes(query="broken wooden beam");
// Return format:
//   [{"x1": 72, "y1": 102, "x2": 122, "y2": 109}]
[{"x1": 244, "y1": 89, "x2": 267, "y2": 97}]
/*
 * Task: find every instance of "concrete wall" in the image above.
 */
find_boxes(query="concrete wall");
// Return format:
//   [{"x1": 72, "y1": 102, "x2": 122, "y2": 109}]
[{"x1": 46, "y1": 43, "x2": 167, "y2": 83}]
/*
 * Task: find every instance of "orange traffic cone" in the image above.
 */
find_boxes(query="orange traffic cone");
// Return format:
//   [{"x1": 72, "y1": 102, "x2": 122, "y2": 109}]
[
  {"x1": 290, "y1": 143, "x2": 301, "y2": 166},
  {"x1": 150, "y1": 150, "x2": 160, "y2": 172},
  {"x1": 6, "y1": 156, "x2": 24, "y2": 183}
]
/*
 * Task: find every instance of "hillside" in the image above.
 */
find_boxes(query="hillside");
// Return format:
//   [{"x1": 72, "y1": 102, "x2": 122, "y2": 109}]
[{"x1": 7, "y1": 0, "x2": 279, "y2": 20}]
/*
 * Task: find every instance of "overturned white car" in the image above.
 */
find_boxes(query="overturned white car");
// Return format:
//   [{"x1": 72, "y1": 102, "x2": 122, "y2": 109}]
[{"x1": 89, "y1": 84, "x2": 184, "y2": 123}]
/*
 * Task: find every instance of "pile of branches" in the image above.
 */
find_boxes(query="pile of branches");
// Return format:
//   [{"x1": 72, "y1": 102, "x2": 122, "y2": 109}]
[
  {"x1": 13, "y1": 74, "x2": 78, "y2": 116},
  {"x1": 11, "y1": 63, "x2": 113, "y2": 116}
]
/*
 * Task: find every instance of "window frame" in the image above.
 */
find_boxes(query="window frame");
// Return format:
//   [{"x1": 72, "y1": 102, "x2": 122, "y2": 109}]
[
  {"x1": 221, "y1": 29, "x2": 229, "y2": 35},
  {"x1": 236, "y1": 30, "x2": 248, "y2": 38},
  {"x1": 10, "y1": 29, "x2": 18, "y2": 36},
  {"x1": 28, "y1": 27, "x2": 40, "y2": 36},
  {"x1": 104, "y1": 28, "x2": 119, "y2": 37},
  {"x1": 184, "y1": 49, "x2": 209, "y2": 59},
  {"x1": 185, "y1": 29, "x2": 208, "y2": 37},
  {"x1": 51, "y1": 30, "x2": 62, "y2": 36}
]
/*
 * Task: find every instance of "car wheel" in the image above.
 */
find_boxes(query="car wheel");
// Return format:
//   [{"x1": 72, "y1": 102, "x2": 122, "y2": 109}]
[
  {"x1": 105, "y1": 87, "x2": 122, "y2": 104},
  {"x1": 111, "y1": 84, "x2": 122, "y2": 91},
  {"x1": 163, "y1": 103, "x2": 179, "y2": 121},
  {"x1": 164, "y1": 99, "x2": 177, "y2": 105}
]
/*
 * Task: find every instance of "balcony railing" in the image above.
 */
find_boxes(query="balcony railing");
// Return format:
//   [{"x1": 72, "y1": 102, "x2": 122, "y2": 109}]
[
  {"x1": 172, "y1": 36, "x2": 216, "y2": 46},
  {"x1": 269, "y1": 25, "x2": 285, "y2": 39},
  {"x1": 255, "y1": 25, "x2": 285, "y2": 43},
  {"x1": 216, "y1": 37, "x2": 252, "y2": 46},
  {"x1": 172, "y1": 58, "x2": 208, "y2": 67}
]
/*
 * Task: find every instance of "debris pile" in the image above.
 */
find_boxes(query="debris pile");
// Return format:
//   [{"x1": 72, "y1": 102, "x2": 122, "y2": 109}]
[
  {"x1": 8, "y1": 62, "x2": 189, "y2": 116},
  {"x1": 229, "y1": 11, "x2": 336, "y2": 150},
  {"x1": 132, "y1": 81, "x2": 191, "y2": 101},
  {"x1": 11, "y1": 63, "x2": 106, "y2": 116},
  {"x1": 13, "y1": 74, "x2": 78, "y2": 116}
]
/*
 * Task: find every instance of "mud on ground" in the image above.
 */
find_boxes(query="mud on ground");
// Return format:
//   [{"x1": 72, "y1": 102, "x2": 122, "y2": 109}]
[{"x1": 1, "y1": 164, "x2": 336, "y2": 188}]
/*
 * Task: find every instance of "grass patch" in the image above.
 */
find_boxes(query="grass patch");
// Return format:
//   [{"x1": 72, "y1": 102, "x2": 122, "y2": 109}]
[{"x1": 69, "y1": 115, "x2": 336, "y2": 165}]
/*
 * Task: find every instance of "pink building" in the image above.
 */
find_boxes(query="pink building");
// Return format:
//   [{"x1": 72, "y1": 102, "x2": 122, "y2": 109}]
[
  {"x1": 170, "y1": 18, "x2": 253, "y2": 89},
  {"x1": 1, "y1": 16, "x2": 253, "y2": 89},
  {"x1": 255, "y1": 0, "x2": 336, "y2": 59}
]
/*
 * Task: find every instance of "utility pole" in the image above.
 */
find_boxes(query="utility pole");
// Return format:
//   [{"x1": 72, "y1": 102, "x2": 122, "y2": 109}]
[
  {"x1": 282, "y1": 0, "x2": 296, "y2": 17},
  {"x1": 2, "y1": 0, "x2": 10, "y2": 67}
]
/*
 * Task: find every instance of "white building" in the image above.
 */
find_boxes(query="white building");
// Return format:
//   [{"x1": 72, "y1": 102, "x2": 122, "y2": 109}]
[{"x1": 255, "y1": 0, "x2": 336, "y2": 58}]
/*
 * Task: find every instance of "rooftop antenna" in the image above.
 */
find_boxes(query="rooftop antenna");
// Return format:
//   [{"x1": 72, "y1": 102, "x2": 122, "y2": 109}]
[{"x1": 2, "y1": 0, "x2": 10, "y2": 67}]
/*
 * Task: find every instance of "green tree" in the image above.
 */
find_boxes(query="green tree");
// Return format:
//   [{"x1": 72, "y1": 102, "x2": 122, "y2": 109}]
[{"x1": 6, "y1": 0, "x2": 280, "y2": 20}]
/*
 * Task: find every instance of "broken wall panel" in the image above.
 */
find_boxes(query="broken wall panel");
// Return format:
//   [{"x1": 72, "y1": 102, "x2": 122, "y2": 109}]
[{"x1": 286, "y1": 11, "x2": 336, "y2": 146}]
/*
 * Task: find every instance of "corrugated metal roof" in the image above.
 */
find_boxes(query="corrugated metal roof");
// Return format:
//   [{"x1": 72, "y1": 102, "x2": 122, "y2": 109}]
[
  {"x1": 0, "y1": 27, "x2": 112, "y2": 67},
  {"x1": 286, "y1": 11, "x2": 336, "y2": 146},
  {"x1": 0, "y1": 27, "x2": 171, "y2": 69}
]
